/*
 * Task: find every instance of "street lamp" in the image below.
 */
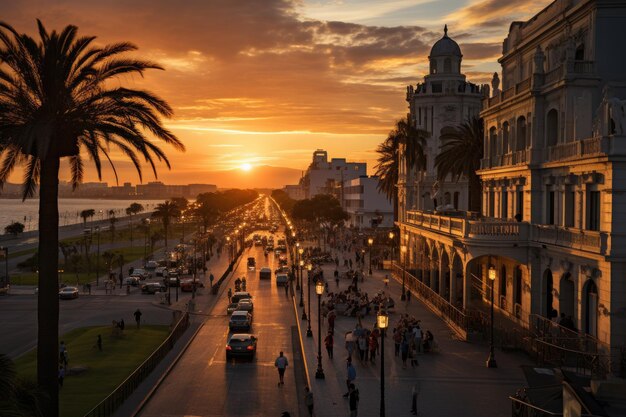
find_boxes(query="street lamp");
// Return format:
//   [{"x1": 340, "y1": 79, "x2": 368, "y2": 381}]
[
  {"x1": 306, "y1": 263, "x2": 313, "y2": 337},
  {"x1": 95, "y1": 226, "x2": 101, "y2": 286},
  {"x1": 297, "y1": 248, "x2": 304, "y2": 291},
  {"x1": 226, "y1": 236, "x2": 231, "y2": 262},
  {"x1": 315, "y1": 280, "x2": 325, "y2": 379},
  {"x1": 377, "y1": 308, "x2": 389, "y2": 417},
  {"x1": 400, "y1": 245, "x2": 407, "y2": 300},
  {"x1": 181, "y1": 215, "x2": 185, "y2": 243},
  {"x1": 486, "y1": 265, "x2": 498, "y2": 368},
  {"x1": 388, "y1": 231, "x2": 395, "y2": 262},
  {"x1": 368, "y1": 237, "x2": 374, "y2": 275},
  {"x1": 299, "y1": 260, "x2": 306, "y2": 311}
]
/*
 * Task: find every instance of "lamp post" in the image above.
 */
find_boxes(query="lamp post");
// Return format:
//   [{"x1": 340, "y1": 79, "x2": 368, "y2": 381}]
[
  {"x1": 388, "y1": 231, "x2": 395, "y2": 263},
  {"x1": 368, "y1": 237, "x2": 374, "y2": 275},
  {"x1": 95, "y1": 226, "x2": 101, "y2": 286},
  {"x1": 226, "y1": 236, "x2": 231, "y2": 262},
  {"x1": 400, "y1": 245, "x2": 407, "y2": 300},
  {"x1": 315, "y1": 280, "x2": 325, "y2": 379},
  {"x1": 299, "y1": 260, "x2": 306, "y2": 311},
  {"x1": 297, "y1": 247, "x2": 304, "y2": 290},
  {"x1": 306, "y1": 263, "x2": 313, "y2": 337},
  {"x1": 486, "y1": 265, "x2": 498, "y2": 368},
  {"x1": 377, "y1": 307, "x2": 389, "y2": 417},
  {"x1": 181, "y1": 215, "x2": 185, "y2": 243}
]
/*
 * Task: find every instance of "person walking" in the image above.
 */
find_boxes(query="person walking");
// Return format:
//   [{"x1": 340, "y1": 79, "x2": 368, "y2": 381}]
[
  {"x1": 304, "y1": 386, "x2": 314, "y2": 417},
  {"x1": 58, "y1": 365, "x2": 65, "y2": 388},
  {"x1": 343, "y1": 358, "x2": 356, "y2": 397},
  {"x1": 393, "y1": 327, "x2": 402, "y2": 357},
  {"x1": 59, "y1": 341, "x2": 67, "y2": 365},
  {"x1": 227, "y1": 288, "x2": 232, "y2": 303},
  {"x1": 134, "y1": 309, "x2": 142, "y2": 329},
  {"x1": 274, "y1": 351, "x2": 288, "y2": 386},
  {"x1": 324, "y1": 331, "x2": 334, "y2": 359},
  {"x1": 348, "y1": 383, "x2": 359, "y2": 417},
  {"x1": 95, "y1": 334, "x2": 102, "y2": 352}
]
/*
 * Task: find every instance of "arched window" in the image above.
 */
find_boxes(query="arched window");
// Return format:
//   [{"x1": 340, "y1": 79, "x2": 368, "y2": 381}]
[
  {"x1": 546, "y1": 109, "x2": 559, "y2": 147},
  {"x1": 502, "y1": 122, "x2": 510, "y2": 154},
  {"x1": 489, "y1": 127, "x2": 497, "y2": 160},
  {"x1": 516, "y1": 116, "x2": 527, "y2": 151},
  {"x1": 444, "y1": 58, "x2": 452, "y2": 73},
  {"x1": 430, "y1": 60, "x2": 438, "y2": 74},
  {"x1": 575, "y1": 44, "x2": 585, "y2": 61}
]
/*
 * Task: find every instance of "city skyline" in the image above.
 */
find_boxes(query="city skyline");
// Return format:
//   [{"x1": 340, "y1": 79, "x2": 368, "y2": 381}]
[{"x1": 0, "y1": 0, "x2": 553, "y2": 185}]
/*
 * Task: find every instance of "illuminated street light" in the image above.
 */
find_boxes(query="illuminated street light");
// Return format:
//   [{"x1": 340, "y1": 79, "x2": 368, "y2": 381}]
[
  {"x1": 486, "y1": 264, "x2": 498, "y2": 368},
  {"x1": 315, "y1": 280, "x2": 325, "y2": 379}
]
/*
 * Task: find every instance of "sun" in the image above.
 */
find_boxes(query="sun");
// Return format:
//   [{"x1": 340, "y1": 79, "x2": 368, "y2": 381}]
[{"x1": 240, "y1": 163, "x2": 252, "y2": 172}]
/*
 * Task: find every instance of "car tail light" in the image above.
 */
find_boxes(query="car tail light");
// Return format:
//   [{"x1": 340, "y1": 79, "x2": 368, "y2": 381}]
[
  {"x1": 226, "y1": 345, "x2": 232, "y2": 350},
  {"x1": 247, "y1": 345, "x2": 255, "y2": 350}
]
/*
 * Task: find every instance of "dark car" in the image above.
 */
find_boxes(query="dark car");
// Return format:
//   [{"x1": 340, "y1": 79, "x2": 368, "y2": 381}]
[
  {"x1": 247, "y1": 257, "x2": 256, "y2": 271},
  {"x1": 141, "y1": 282, "x2": 166, "y2": 294},
  {"x1": 231, "y1": 291, "x2": 252, "y2": 304},
  {"x1": 180, "y1": 279, "x2": 204, "y2": 292},
  {"x1": 226, "y1": 333, "x2": 257, "y2": 360},
  {"x1": 229, "y1": 311, "x2": 253, "y2": 331},
  {"x1": 58, "y1": 286, "x2": 79, "y2": 300},
  {"x1": 227, "y1": 302, "x2": 239, "y2": 315}
]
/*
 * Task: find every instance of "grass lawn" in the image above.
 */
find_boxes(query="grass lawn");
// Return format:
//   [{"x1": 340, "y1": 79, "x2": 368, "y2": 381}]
[{"x1": 15, "y1": 325, "x2": 169, "y2": 417}]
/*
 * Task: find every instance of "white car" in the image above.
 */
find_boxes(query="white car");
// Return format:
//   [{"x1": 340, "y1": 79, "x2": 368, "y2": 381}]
[
  {"x1": 132, "y1": 268, "x2": 150, "y2": 279},
  {"x1": 58, "y1": 286, "x2": 79, "y2": 299},
  {"x1": 124, "y1": 276, "x2": 140, "y2": 286},
  {"x1": 145, "y1": 260, "x2": 158, "y2": 270},
  {"x1": 155, "y1": 266, "x2": 168, "y2": 277}
]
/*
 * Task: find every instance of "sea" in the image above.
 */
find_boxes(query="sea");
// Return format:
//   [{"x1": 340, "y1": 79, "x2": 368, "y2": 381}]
[{"x1": 0, "y1": 198, "x2": 165, "y2": 232}]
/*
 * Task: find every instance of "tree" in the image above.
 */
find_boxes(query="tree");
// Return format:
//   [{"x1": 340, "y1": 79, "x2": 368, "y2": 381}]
[
  {"x1": 194, "y1": 202, "x2": 219, "y2": 233},
  {"x1": 374, "y1": 135, "x2": 399, "y2": 221},
  {"x1": 152, "y1": 200, "x2": 180, "y2": 248},
  {"x1": 0, "y1": 21, "x2": 183, "y2": 416},
  {"x1": 4, "y1": 221, "x2": 25, "y2": 236},
  {"x1": 109, "y1": 212, "x2": 118, "y2": 244},
  {"x1": 292, "y1": 194, "x2": 349, "y2": 249},
  {"x1": 58, "y1": 242, "x2": 77, "y2": 269},
  {"x1": 125, "y1": 202, "x2": 144, "y2": 247},
  {"x1": 80, "y1": 209, "x2": 95, "y2": 226},
  {"x1": 0, "y1": 354, "x2": 44, "y2": 417},
  {"x1": 435, "y1": 116, "x2": 484, "y2": 212}
]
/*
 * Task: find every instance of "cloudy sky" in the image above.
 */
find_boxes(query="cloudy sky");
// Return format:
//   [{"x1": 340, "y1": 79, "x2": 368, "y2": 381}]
[{"x1": 1, "y1": 0, "x2": 551, "y2": 187}]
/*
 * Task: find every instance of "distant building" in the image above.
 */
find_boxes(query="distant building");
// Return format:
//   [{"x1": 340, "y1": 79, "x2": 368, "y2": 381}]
[
  {"x1": 283, "y1": 184, "x2": 305, "y2": 200},
  {"x1": 188, "y1": 184, "x2": 218, "y2": 197},
  {"x1": 343, "y1": 176, "x2": 393, "y2": 229},
  {"x1": 300, "y1": 149, "x2": 366, "y2": 199}
]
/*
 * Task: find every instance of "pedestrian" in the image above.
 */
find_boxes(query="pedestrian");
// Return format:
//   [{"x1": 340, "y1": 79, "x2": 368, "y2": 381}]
[
  {"x1": 59, "y1": 340, "x2": 67, "y2": 365},
  {"x1": 118, "y1": 272, "x2": 123, "y2": 289},
  {"x1": 401, "y1": 332, "x2": 409, "y2": 369},
  {"x1": 369, "y1": 333, "x2": 378, "y2": 363},
  {"x1": 348, "y1": 383, "x2": 359, "y2": 417},
  {"x1": 343, "y1": 358, "x2": 356, "y2": 397},
  {"x1": 324, "y1": 331, "x2": 334, "y2": 359},
  {"x1": 119, "y1": 318, "x2": 125, "y2": 331},
  {"x1": 58, "y1": 365, "x2": 65, "y2": 388},
  {"x1": 227, "y1": 288, "x2": 232, "y2": 303},
  {"x1": 344, "y1": 331, "x2": 355, "y2": 360},
  {"x1": 406, "y1": 288, "x2": 411, "y2": 302},
  {"x1": 328, "y1": 310, "x2": 336, "y2": 333},
  {"x1": 304, "y1": 386, "x2": 314, "y2": 417},
  {"x1": 134, "y1": 309, "x2": 142, "y2": 329},
  {"x1": 274, "y1": 351, "x2": 288, "y2": 386},
  {"x1": 357, "y1": 334, "x2": 366, "y2": 362},
  {"x1": 284, "y1": 281, "x2": 289, "y2": 296},
  {"x1": 393, "y1": 327, "x2": 402, "y2": 357},
  {"x1": 209, "y1": 273, "x2": 214, "y2": 287},
  {"x1": 96, "y1": 334, "x2": 102, "y2": 352}
]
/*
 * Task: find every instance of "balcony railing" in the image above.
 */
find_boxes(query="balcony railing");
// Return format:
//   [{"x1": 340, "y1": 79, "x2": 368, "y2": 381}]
[
  {"x1": 544, "y1": 65, "x2": 563, "y2": 85},
  {"x1": 573, "y1": 60, "x2": 594, "y2": 75},
  {"x1": 546, "y1": 137, "x2": 603, "y2": 162},
  {"x1": 531, "y1": 225, "x2": 607, "y2": 254}
]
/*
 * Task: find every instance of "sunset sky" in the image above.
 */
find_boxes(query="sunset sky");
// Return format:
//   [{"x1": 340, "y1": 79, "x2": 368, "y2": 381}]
[{"x1": 2, "y1": 0, "x2": 552, "y2": 188}]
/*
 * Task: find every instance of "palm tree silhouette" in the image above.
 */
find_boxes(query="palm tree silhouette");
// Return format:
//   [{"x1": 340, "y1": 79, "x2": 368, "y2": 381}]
[
  {"x1": 152, "y1": 200, "x2": 180, "y2": 248},
  {"x1": 435, "y1": 116, "x2": 484, "y2": 212},
  {"x1": 0, "y1": 20, "x2": 183, "y2": 416}
]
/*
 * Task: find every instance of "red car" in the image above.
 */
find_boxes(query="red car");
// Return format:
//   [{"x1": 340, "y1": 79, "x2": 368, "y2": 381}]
[{"x1": 180, "y1": 279, "x2": 204, "y2": 292}]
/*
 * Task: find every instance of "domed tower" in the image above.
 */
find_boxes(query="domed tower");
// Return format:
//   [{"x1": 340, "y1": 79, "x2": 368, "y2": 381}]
[
  {"x1": 428, "y1": 25, "x2": 463, "y2": 78},
  {"x1": 400, "y1": 25, "x2": 484, "y2": 217}
]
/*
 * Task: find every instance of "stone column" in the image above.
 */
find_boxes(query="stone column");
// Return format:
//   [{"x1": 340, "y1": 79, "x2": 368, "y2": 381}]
[
  {"x1": 449, "y1": 261, "x2": 457, "y2": 305},
  {"x1": 439, "y1": 257, "x2": 446, "y2": 297}
]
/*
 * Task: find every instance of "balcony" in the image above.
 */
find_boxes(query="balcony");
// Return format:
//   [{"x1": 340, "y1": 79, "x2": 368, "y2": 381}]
[
  {"x1": 546, "y1": 137, "x2": 604, "y2": 162},
  {"x1": 481, "y1": 149, "x2": 529, "y2": 169},
  {"x1": 532, "y1": 225, "x2": 607, "y2": 255}
]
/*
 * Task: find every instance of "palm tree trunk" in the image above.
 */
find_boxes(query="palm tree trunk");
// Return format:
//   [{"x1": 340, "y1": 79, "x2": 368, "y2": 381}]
[{"x1": 38, "y1": 155, "x2": 60, "y2": 417}]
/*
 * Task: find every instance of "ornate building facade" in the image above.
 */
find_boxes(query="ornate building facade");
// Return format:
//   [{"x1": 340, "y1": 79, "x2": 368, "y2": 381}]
[{"x1": 396, "y1": 0, "x2": 626, "y2": 368}]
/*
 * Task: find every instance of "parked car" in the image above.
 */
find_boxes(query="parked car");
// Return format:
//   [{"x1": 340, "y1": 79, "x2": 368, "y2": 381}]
[
  {"x1": 226, "y1": 333, "x2": 257, "y2": 360},
  {"x1": 180, "y1": 279, "x2": 204, "y2": 292},
  {"x1": 247, "y1": 257, "x2": 256, "y2": 271},
  {"x1": 166, "y1": 276, "x2": 180, "y2": 287},
  {"x1": 58, "y1": 286, "x2": 79, "y2": 299},
  {"x1": 231, "y1": 291, "x2": 252, "y2": 303},
  {"x1": 131, "y1": 268, "x2": 150, "y2": 280},
  {"x1": 145, "y1": 260, "x2": 158, "y2": 270},
  {"x1": 229, "y1": 311, "x2": 253, "y2": 331},
  {"x1": 236, "y1": 298, "x2": 254, "y2": 312},
  {"x1": 259, "y1": 267, "x2": 271, "y2": 280},
  {"x1": 154, "y1": 266, "x2": 168, "y2": 277},
  {"x1": 124, "y1": 276, "x2": 140, "y2": 286},
  {"x1": 141, "y1": 282, "x2": 166, "y2": 294},
  {"x1": 227, "y1": 302, "x2": 239, "y2": 315},
  {"x1": 275, "y1": 273, "x2": 288, "y2": 287}
]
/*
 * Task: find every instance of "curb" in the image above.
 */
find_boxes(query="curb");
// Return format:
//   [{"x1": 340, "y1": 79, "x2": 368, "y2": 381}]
[{"x1": 292, "y1": 293, "x2": 312, "y2": 388}]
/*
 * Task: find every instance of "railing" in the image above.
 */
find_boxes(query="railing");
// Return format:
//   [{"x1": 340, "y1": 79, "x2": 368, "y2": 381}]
[
  {"x1": 516, "y1": 78, "x2": 531, "y2": 94},
  {"x1": 84, "y1": 312, "x2": 191, "y2": 417},
  {"x1": 531, "y1": 225, "x2": 606, "y2": 254},
  {"x1": 529, "y1": 314, "x2": 608, "y2": 355},
  {"x1": 544, "y1": 65, "x2": 563, "y2": 85},
  {"x1": 480, "y1": 157, "x2": 491, "y2": 169},
  {"x1": 392, "y1": 263, "x2": 468, "y2": 338},
  {"x1": 546, "y1": 137, "x2": 603, "y2": 162},
  {"x1": 534, "y1": 337, "x2": 611, "y2": 379},
  {"x1": 510, "y1": 397, "x2": 563, "y2": 416},
  {"x1": 573, "y1": 60, "x2": 594, "y2": 75},
  {"x1": 501, "y1": 86, "x2": 516, "y2": 100}
]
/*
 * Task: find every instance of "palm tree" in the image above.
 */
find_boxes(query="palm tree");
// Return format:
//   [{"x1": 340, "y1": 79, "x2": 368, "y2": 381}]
[
  {"x1": 374, "y1": 134, "x2": 399, "y2": 220},
  {"x1": 0, "y1": 21, "x2": 183, "y2": 416},
  {"x1": 435, "y1": 116, "x2": 484, "y2": 212},
  {"x1": 126, "y1": 202, "x2": 144, "y2": 246},
  {"x1": 80, "y1": 209, "x2": 95, "y2": 227},
  {"x1": 194, "y1": 201, "x2": 219, "y2": 233},
  {"x1": 0, "y1": 354, "x2": 44, "y2": 417},
  {"x1": 375, "y1": 117, "x2": 429, "y2": 220},
  {"x1": 152, "y1": 200, "x2": 180, "y2": 248}
]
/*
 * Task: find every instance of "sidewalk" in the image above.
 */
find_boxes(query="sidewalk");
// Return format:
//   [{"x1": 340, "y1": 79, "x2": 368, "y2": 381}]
[{"x1": 296, "y1": 255, "x2": 532, "y2": 417}]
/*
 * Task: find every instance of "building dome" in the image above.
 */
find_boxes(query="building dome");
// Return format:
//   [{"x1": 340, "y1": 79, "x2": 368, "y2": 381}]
[{"x1": 430, "y1": 25, "x2": 462, "y2": 58}]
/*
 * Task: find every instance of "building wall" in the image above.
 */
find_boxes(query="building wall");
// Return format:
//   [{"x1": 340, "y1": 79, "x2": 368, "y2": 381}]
[{"x1": 343, "y1": 176, "x2": 393, "y2": 228}]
